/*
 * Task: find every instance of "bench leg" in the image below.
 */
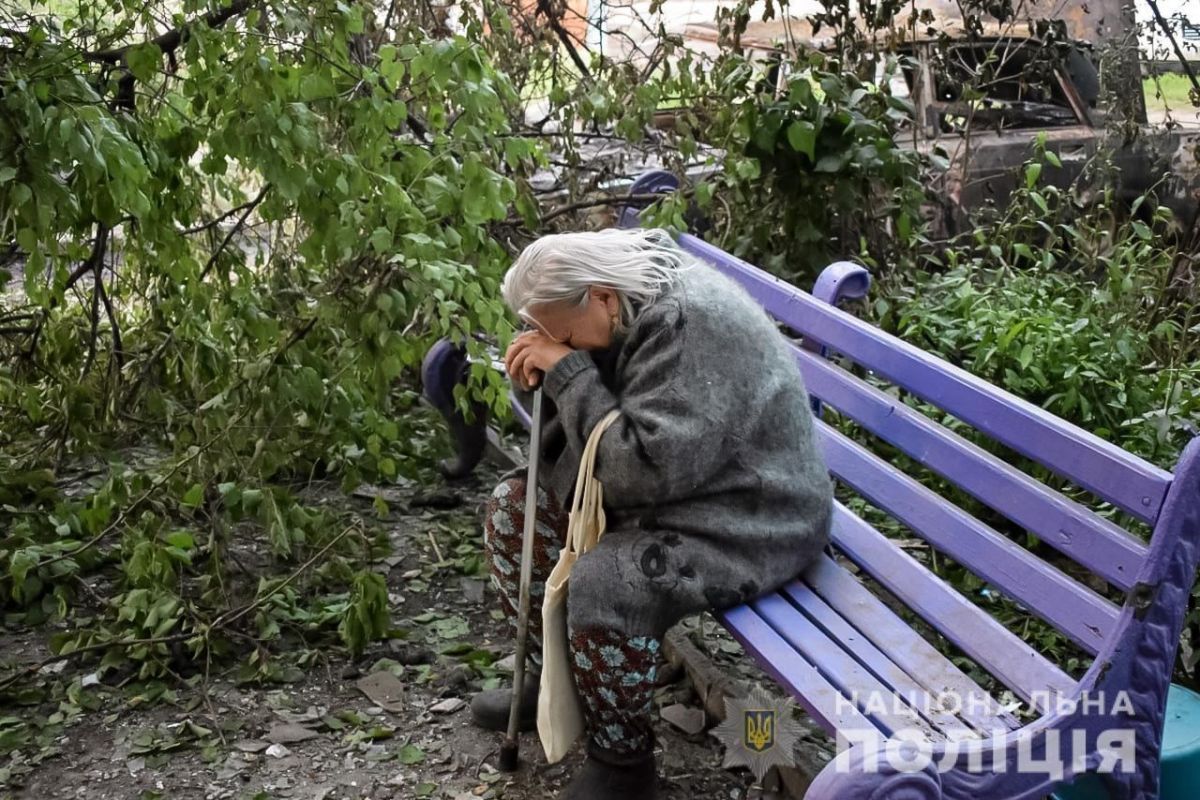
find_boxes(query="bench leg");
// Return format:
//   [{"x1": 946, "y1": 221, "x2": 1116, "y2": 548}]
[{"x1": 421, "y1": 339, "x2": 488, "y2": 479}]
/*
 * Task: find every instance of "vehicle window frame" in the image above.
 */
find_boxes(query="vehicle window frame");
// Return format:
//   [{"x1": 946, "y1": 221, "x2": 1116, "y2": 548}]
[{"x1": 913, "y1": 37, "x2": 1090, "y2": 138}]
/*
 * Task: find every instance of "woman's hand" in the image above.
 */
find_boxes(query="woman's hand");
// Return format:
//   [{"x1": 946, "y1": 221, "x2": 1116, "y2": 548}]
[{"x1": 505, "y1": 331, "x2": 574, "y2": 390}]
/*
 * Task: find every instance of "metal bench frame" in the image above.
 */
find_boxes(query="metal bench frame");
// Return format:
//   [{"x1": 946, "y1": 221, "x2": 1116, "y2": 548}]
[{"x1": 421, "y1": 173, "x2": 1200, "y2": 799}]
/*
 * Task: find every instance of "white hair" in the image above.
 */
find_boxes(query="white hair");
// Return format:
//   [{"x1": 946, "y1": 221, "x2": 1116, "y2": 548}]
[{"x1": 501, "y1": 228, "x2": 693, "y2": 331}]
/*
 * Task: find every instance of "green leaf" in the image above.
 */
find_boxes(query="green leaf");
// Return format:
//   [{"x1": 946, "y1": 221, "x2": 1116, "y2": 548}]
[
  {"x1": 786, "y1": 120, "x2": 816, "y2": 160},
  {"x1": 398, "y1": 744, "x2": 425, "y2": 765},
  {"x1": 126, "y1": 43, "x2": 163, "y2": 83},
  {"x1": 999, "y1": 319, "x2": 1030, "y2": 349},
  {"x1": 1025, "y1": 162, "x2": 1042, "y2": 188},
  {"x1": 16, "y1": 228, "x2": 37, "y2": 253},
  {"x1": 164, "y1": 531, "x2": 194, "y2": 550},
  {"x1": 1018, "y1": 344, "x2": 1034, "y2": 370},
  {"x1": 240, "y1": 488, "x2": 263, "y2": 511},
  {"x1": 733, "y1": 159, "x2": 760, "y2": 181},
  {"x1": 370, "y1": 227, "x2": 392, "y2": 254},
  {"x1": 181, "y1": 484, "x2": 204, "y2": 509},
  {"x1": 10, "y1": 183, "x2": 32, "y2": 214},
  {"x1": 344, "y1": 4, "x2": 365, "y2": 34}
]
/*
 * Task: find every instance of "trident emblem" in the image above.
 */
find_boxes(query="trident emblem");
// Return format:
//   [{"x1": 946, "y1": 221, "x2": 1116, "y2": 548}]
[
  {"x1": 715, "y1": 685, "x2": 800, "y2": 781},
  {"x1": 744, "y1": 709, "x2": 775, "y2": 753}
]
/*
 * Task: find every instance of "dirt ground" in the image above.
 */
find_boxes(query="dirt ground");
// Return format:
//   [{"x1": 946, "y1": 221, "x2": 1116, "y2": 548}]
[{"x1": 2, "y1": 457, "x2": 807, "y2": 800}]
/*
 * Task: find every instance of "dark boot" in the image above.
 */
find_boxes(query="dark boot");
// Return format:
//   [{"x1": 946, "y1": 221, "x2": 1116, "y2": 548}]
[
  {"x1": 558, "y1": 741, "x2": 658, "y2": 800},
  {"x1": 469, "y1": 674, "x2": 538, "y2": 732}
]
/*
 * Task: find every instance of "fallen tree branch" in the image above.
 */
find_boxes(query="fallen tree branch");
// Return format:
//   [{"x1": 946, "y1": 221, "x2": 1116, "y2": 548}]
[
  {"x1": 0, "y1": 521, "x2": 361, "y2": 693},
  {"x1": 124, "y1": 206, "x2": 310, "y2": 410},
  {"x1": 0, "y1": 633, "x2": 191, "y2": 693},
  {"x1": 43, "y1": 305, "x2": 319, "y2": 571}
]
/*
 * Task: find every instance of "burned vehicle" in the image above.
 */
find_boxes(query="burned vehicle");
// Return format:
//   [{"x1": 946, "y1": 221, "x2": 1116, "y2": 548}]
[{"x1": 686, "y1": 19, "x2": 1200, "y2": 231}]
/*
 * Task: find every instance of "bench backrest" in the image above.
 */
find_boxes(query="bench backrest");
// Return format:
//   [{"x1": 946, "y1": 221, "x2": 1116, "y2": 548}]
[{"x1": 678, "y1": 233, "x2": 1180, "y2": 708}]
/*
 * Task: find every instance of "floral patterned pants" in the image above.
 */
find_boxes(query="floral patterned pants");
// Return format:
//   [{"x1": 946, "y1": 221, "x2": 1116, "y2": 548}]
[{"x1": 483, "y1": 476, "x2": 660, "y2": 755}]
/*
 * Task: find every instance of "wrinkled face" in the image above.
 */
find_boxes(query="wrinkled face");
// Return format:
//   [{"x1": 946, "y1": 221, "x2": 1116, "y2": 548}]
[{"x1": 522, "y1": 287, "x2": 620, "y2": 351}]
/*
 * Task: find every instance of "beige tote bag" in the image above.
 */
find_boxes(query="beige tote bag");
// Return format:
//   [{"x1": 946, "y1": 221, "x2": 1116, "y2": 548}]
[{"x1": 537, "y1": 409, "x2": 621, "y2": 763}]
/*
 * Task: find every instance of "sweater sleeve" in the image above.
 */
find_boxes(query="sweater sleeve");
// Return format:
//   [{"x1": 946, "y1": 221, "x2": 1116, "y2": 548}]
[{"x1": 542, "y1": 298, "x2": 740, "y2": 509}]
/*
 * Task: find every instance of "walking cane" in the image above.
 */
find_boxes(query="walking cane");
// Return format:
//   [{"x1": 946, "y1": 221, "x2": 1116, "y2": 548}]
[{"x1": 499, "y1": 387, "x2": 544, "y2": 772}]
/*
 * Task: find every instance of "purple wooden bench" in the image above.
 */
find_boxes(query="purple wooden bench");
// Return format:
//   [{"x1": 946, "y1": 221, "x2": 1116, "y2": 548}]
[{"x1": 421, "y1": 179, "x2": 1200, "y2": 799}]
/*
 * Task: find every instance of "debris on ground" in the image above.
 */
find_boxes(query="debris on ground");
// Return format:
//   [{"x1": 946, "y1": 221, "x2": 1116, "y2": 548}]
[{"x1": 2, "y1": 462, "x2": 773, "y2": 799}]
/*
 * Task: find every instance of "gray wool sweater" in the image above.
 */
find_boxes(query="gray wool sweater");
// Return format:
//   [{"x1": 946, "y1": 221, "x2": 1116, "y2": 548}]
[{"x1": 513, "y1": 260, "x2": 833, "y2": 633}]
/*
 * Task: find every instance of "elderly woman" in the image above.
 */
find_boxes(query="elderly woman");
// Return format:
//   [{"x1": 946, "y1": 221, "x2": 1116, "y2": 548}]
[{"x1": 470, "y1": 228, "x2": 832, "y2": 799}]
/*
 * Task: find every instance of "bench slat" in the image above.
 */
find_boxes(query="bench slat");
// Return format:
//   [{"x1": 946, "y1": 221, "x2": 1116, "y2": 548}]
[
  {"x1": 799, "y1": 555, "x2": 1020, "y2": 734},
  {"x1": 780, "y1": 580, "x2": 982, "y2": 739},
  {"x1": 793, "y1": 346, "x2": 1148, "y2": 591},
  {"x1": 718, "y1": 604, "x2": 881, "y2": 736},
  {"x1": 818, "y1": 421, "x2": 1118, "y2": 654},
  {"x1": 680, "y1": 234, "x2": 1172, "y2": 524},
  {"x1": 752, "y1": 593, "x2": 941, "y2": 740},
  {"x1": 829, "y1": 501, "x2": 1077, "y2": 712}
]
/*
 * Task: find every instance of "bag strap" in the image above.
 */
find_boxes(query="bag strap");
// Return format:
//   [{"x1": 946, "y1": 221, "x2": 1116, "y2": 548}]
[{"x1": 565, "y1": 409, "x2": 620, "y2": 552}]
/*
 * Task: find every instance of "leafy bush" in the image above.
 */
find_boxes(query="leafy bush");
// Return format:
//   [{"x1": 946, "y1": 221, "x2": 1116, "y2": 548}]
[
  {"x1": 880, "y1": 146, "x2": 1199, "y2": 466},
  {"x1": 666, "y1": 47, "x2": 926, "y2": 282},
  {"x1": 871, "y1": 145, "x2": 1200, "y2": 679}
]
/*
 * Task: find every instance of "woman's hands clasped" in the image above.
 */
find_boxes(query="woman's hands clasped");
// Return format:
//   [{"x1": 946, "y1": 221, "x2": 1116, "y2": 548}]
[{"x1": 505, "y1": 331, "x2": 574, "y2": 391}]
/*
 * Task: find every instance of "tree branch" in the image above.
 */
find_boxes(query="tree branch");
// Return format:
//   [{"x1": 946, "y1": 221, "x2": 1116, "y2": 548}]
[
  {"x1": 179, "y1": 192, "x2": 268, "y2": 235},
  {"x1": 80, "y1": 231, "x2": 105, "y2": 378},
  {"x1": 85, "y1": 0, "x2": 256, "y2": 64},
  {"x1": 0, "y1": 520, "x2": 361, "y2": 694},
  {"x1": 96, "y1": 253, "x2": 123, "y2": 374},
  {"x1": 535, "y1": 0, "x2": 591, "y2": 80},
  {"x1": 1144, "y1": 0, "x2": 1200, "y2": 97},
  {"x1": 200, "y1": 185, "x2": 269, "y2": 280},
  {"x1": 522, "y1": 190, "x2": 691, "y2": 226}
]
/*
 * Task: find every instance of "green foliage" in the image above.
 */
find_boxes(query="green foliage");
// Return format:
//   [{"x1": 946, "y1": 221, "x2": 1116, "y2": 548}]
[
  {"x1": 726, "y1": 54, "x2": 924, "y2": 279},
  {"x1": 0, "y1": 0, "x2": 754, "y2": 730},
  {"x1": 338, "y1": 570, "x2": 389, "y2": 656},
  {"x1": 651, "y1": 44, "x2": 926, "y2": 282},
  {"x1": 0, "y1": 0, "x2": 549, "y2": 702},
  {"x1": 881, "y1": 146, "x2": 1199, "y2": 466},
  {"x1": 866, "y1": 145, "x2": 1199, "y2": 679}
]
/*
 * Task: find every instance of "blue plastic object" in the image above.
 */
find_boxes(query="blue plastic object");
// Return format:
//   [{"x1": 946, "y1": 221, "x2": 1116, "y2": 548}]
[{"x1": 1052, "y1": 683, "x2": 1200, "y2": 799}]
